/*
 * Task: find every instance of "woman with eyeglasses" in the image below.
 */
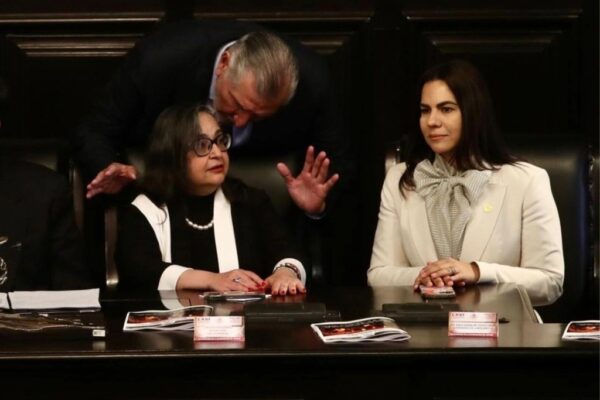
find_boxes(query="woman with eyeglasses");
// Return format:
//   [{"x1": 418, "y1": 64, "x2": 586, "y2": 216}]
[{"x1": 116, "y1": 103, "x2": 306, "y2": 295}]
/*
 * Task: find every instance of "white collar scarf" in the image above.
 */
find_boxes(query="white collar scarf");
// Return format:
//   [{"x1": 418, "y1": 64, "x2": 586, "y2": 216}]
[
  {"x1": 414, "y1": 155, "x2": 491, "y2": 259},
  {"x1": 132, "y1": 187, "x2": 239, "y2": 272}
]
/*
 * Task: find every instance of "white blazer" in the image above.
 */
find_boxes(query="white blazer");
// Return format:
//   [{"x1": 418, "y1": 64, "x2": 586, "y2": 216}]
[{"x1": 368, "y1": 161, "x2": 564, "y2": 305}]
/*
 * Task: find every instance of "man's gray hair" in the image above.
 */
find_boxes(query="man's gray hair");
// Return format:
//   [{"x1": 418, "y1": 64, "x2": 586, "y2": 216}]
[{"x1": 227, "y1": 31, "x2": 299, "y2": 104}]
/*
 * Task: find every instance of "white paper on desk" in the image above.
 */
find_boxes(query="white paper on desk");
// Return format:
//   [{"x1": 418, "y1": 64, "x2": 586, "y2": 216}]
[
  {"x1": 0, "y1": 293, "x2": 8, "y2": 309},
  {"x1": 5, "y1": 288, "x2": 100, "y2": 310}
]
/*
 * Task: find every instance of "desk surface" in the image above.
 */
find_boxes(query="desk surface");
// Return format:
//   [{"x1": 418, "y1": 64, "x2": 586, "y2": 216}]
[
  {"x1": 0, "y1": 283, "x2": 593, "y2": 354},
  {"x1": 0, "y1": 284, "x2": 597, "y2": 400}
]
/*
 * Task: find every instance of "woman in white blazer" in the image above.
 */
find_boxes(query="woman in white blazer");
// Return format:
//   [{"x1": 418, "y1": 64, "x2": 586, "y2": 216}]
[{"x1": 368, "y1": 60, "x2": 564, "y2": 305}]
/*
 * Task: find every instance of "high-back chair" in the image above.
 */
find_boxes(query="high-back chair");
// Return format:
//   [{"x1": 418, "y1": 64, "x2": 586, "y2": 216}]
[
  {"x1": 507, "y1": 135, "x2": 595, "y2": 322},
  {"x1": 0, "y1": 138, "x2": 68, "y2": 173}
]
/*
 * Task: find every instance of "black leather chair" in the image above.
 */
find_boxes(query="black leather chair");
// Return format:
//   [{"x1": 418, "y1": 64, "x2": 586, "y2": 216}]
[
  {"x1": 0, "y1": 139, "x2": 78, "y2": 227},
  {"x1": 0, "y1": 139, "x2": 88, "y2": 230},
  {"x1": 386, "y1": 135, "x2": 597, "y2": 322},
  {"x1": 0, "y1": 138, "x2": 68, "y2": 174},
  {"x1": 507, "y1": 135, "x2": 594, "y2": 322}
]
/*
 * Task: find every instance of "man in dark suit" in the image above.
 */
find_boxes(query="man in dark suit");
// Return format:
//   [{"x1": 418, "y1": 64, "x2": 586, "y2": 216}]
[
  {"x1": 0, "y1": 78, "x2": 92, "y2": 290},
  {"x1": 73, "y1": 20, "x2": 353, "y2": 215}
]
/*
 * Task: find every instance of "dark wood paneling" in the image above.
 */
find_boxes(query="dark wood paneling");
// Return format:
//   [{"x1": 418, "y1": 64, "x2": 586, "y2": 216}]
[
  {"x1": 420, "y1": 28, "x2": 574, "y2": 135},
  {"x1": 386, "y1": 3, "x2": 585, "y2": 143},
  {"x1": 0, "y1": 33, "x2": 143, "y2": 140}
]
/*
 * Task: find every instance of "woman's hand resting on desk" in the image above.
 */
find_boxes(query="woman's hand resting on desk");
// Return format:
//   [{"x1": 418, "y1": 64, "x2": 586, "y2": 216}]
[
  {"x1": 177, "y1": 268, "x2": 265, "y2": 291},
  {"x1": 265, "y1": 268, "x2": 306, "y2": 296},
  {"x1": 413, "y1": 258, "x2": 480, "y2": 290}
]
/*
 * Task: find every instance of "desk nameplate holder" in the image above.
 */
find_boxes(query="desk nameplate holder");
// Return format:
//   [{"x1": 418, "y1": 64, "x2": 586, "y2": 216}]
[{"x1": 448, "y1": 311, "x2": 499, "y2": 337}]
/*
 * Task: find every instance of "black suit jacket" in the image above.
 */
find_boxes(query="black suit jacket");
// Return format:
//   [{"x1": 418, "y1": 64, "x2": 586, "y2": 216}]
[
  {"x1": 73, "y1": 20, "x2": 354, "y2": 193},
  {"x1": 0, "y1": 160, "x2": 92, "y2": 290},
  {"x1": 115, "y1": 179, "x2": 306, "y2": 291}
]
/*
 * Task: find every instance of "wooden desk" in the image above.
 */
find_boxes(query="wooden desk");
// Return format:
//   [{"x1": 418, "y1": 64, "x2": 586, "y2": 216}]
[{"x1": 0, "y1": 284, "x2": 597, "y2": 399}]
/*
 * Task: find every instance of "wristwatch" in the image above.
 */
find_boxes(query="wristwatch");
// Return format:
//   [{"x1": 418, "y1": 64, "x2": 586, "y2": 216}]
[{"x1": 273, "y1": 263, "x2": 301, "y2": 279}]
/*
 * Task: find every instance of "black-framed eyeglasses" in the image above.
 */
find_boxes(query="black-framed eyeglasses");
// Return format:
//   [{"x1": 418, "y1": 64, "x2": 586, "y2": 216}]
[{"x1": 190, "y1": 132, "x2": 232, "y2": 157}]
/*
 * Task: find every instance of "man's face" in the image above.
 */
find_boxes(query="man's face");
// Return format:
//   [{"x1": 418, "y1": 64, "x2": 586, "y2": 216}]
[{"x1": 213, "y1": 52, "x2": 286, "y2": 128}]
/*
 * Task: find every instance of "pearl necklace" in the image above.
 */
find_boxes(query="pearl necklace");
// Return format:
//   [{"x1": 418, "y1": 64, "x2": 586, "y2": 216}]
[{"x1": 185, "y1": 217, "x2": 214, "y2": 231}]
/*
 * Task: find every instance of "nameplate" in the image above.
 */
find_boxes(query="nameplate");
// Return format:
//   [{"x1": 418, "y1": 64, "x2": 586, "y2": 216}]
[
  {"x1": 193, "y1": 316, "x2": 245, "y2": 342},
  {"x1": 448, "y1": 312, "x2": 498, "y2": 338}
]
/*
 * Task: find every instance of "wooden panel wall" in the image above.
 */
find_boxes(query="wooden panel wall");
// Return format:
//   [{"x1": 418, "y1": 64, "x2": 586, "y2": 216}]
[{"x1": 0, "y1": 1, "x2": 596, "y2": 318}]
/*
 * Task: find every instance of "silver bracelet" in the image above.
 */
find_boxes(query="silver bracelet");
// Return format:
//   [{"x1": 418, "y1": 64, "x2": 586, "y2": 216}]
[{"x1": 273, "y1": 263, "x2": 301, "y2": 279}]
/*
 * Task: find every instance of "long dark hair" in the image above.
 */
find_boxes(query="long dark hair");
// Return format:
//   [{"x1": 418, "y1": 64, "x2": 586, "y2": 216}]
[
  {"x1": 399, "y1": 60, "x2": 517, "y2": 192},
  {"x1": 141, "y1": 103, "x2": 216, "y2": 205}
]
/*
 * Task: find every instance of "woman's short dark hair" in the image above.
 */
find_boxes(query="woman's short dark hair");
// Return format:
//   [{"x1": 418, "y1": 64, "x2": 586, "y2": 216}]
[
  {"x1": 400, "y1": 60, "x2": 516, "y2": 192},
  {"x1": 141, "y1": 103, "x2": 216, "y2": 205}
]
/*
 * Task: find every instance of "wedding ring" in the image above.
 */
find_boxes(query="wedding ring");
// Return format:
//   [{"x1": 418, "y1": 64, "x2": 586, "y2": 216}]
[{"x1": 232, "y1": 277, "x2": 242, "y2": 283}]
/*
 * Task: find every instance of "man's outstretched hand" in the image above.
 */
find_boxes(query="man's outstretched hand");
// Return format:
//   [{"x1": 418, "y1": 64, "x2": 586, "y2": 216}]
[
  {"x1": 277, "y1": 146, "x2": 339, "y2": 215},
  {"x1": 86, "y1": 162, "x2": 137, "y2": 199}
]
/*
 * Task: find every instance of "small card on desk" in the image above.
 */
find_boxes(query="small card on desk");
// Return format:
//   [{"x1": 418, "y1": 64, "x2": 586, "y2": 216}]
[
  {"x1": 448, "y1": 311, "x2": 498, "y2": 338},
  {"x1": 193, "y1": 316, "x2": 245, "y2": 341}
]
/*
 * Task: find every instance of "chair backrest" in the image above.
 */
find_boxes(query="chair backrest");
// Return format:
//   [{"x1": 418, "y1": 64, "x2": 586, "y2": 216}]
[
  {"x1": 385, "y1": 135, "x2": 595, "y2": 322},
  {"x1": 0, "y1": 138, "x2": 81, "y2": 228},
  {"x1": 228, "y1": 153, "x2": 300, "y2": 222},
  {"x1": 0, "y1": 138, "x2": 68, "y2": 174},
  {"x1": 508, "y1": 135, "x2": 594, "y2": 322},
  {"x1": 0, "y1": 138, "x2": 83, "y2": 229}
]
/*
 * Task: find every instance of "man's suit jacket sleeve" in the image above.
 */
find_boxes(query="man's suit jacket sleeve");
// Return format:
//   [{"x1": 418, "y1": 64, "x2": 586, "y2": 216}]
[
  {"x1": 313, "y1": 67, "x2": 355, "y2": 208},
  {"x1": 295, "y1": 47, "x2": 355, "y2": 207},
  {"x1": 72, "y1": 47, "x2": 144, "y2": 180}
]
